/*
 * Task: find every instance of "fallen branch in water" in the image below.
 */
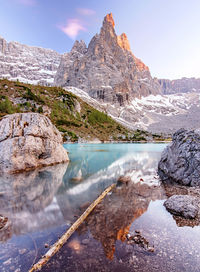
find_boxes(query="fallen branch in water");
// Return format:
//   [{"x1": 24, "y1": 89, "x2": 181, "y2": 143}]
[{"x1": 29, "y1": 183, "x2": 116, "y2": 272}]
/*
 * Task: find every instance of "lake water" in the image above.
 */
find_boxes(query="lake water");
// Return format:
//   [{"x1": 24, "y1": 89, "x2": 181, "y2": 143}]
[{"x1": 0, "y1": 143, "x2": 200, "y2": 272}]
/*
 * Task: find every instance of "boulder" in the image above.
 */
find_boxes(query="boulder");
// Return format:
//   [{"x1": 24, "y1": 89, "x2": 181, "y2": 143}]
[
  {"x1": 0, "y1": 113, "x2": 69, "y2": 173},
  {"x1": 158, "y1": 129, "x2": 200, "y2": 186},
  {"x1": 164, "y1": 195, "x2": 199, "y2": 219}
]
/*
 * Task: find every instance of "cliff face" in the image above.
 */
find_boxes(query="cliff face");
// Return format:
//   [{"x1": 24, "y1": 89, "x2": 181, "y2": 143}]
[
  {"x1": 54, "y1": 13, "x2": 161, "y2": 105},
  {"x1": 0, "y1": 36, "x2": 61, "y2": 86},
  {"x1": 159, "y1": 78, "x2": 200, "y2": 94}
]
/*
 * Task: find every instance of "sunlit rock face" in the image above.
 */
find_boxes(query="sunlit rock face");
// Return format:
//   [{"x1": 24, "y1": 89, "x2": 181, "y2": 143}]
[
  {"x1": 0, "y1": 113, "x2": 69, "y2": 173},
  {"x1": 0, "y1": 36, "x2": 61, "y2": 85},
  {"x1": 0, "y1": 163, "x2": 68, "y2": 238},
  {"x1": 78, "y1": 182, "x2": 165, "y2": 260},
  {"x1": 54, "y1": 13, "x2": 161, "y2": 105}
]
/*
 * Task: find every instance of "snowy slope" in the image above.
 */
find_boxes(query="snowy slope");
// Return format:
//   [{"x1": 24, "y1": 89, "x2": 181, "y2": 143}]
[
  {"x1": 67, "y1": 86, "x2": 200, "y2": 134},
  {"x1": 0, "y1": 37, "x2": 61, "y2": 85}
]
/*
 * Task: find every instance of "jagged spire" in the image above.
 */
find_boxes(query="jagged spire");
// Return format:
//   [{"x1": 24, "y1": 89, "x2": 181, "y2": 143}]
[
  {"x1": 71, "y1": 40, "x2": 87, "y2": 54},
  {"x1": 103, "y1": 13, "x2": 115, "y2": 28},
  {"x1": 117, "y1": 33, "x2": 131, "y2": 52},
  {"x1": 99, "y1": 13, "x2": 117, "y2": 47}
]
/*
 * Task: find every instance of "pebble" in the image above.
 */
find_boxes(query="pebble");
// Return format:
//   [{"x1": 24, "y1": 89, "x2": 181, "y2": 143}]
[
  {"x1": 125, "y1": 245, "x2": 133, "y2": 253},
  {"x1": 19, "y1": 249, "x2": 27, "y2": 255},
  {"x1": 3, "y1": 258, "x2": 12, "y2": 265},
  {"x1": 82, "y1": 239, "x2": 90, "y2": 245}
]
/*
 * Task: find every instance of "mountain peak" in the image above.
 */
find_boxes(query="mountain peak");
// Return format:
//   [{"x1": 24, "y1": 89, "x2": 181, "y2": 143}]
[
  {"x1": 103, "y1": 13, "x2": 115, "y2": 28},
  {"x1": 71, "y1": 40, "x2": 87, "y2": 54},
  {"x1": 117, "y1": 33, "x2": 131, "y2": 51}
]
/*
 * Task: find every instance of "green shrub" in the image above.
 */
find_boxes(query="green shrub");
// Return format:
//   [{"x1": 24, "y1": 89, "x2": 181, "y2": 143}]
[
  {"x1": 67, "y1": 131, "x2": 78, "y2": 141},
  {"x1": 88, "y1": 110, "x2": 111, "y2": 125},
  {"x1": 23, "y1": 88, "x2": 44, "y2": 104},
  {"x1": 56, "y1": 119, "x2": 81, "y2": 127},
  {"x1": 38, "y1": 106, "x2": 43, "y2": 113},
  {"x1": 0, "y1": 97, "x2": 15, "y2": 114}
]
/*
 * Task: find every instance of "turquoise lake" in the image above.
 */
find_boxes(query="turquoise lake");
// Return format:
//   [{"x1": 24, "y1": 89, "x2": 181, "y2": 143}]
[{"x1": 0, "y1": 143, "x2": 200, "y2": 272}]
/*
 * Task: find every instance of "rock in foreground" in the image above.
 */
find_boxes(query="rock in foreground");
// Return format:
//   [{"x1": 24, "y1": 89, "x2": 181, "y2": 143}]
[
  {"x1": 164, "y1": 195, "x2": 199, "y2": 219},
  {"x1": 0, "y1": 113, "x2": 69, "y2": 173},
  {"x1": 158, "y1": 129, "x2": 200, "y2": 186}
]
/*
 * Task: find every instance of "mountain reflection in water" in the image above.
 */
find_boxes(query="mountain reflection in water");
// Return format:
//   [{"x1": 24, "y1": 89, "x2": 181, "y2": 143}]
[
  {"x1": 78, "y1": 182, "x2": 165, "y2": 260},
  {"x1": 0, "y1": 143, "x2": 171, "y2": 272}
]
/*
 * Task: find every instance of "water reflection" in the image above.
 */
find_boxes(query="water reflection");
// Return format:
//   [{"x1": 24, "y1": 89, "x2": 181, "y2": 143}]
[
  {"x1": 56, "y1": 144, "x2": 165, "y2": 223},
  {"x1": 0, "y1": 163, "x2": 68, "y2": 239},
  {"x1": 78, "y1": 182, "x2": 165, "y2": 260},
  {"x1": 0, "y1": 143, "x2": 169, "y2": 272},
  {"x1": 0, "y1": 144, "x2": 166, "y2": 241}
]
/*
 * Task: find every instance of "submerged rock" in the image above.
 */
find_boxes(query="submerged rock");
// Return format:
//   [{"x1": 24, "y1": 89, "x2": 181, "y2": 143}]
[
  {"x1": 158, "y1": 129, "x2": 200, "y2": 186},
  {"x1": 0, "y1": 113, "x2": 69, "y2": 173},
  {"x1": 164, "y1": 195, "x2": 199, "y2": 219},
  {"x1": 117, "y1": 176, "x2": 131, "y2": 186}
]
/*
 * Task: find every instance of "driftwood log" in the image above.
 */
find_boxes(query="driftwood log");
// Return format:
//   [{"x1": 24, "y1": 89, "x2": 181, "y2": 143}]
[{"x1": 29, "y1": 183, "x2": 116, "y2": 272}]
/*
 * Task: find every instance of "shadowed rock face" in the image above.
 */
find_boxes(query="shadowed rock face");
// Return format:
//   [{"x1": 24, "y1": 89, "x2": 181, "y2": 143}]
[
  {"x1": 0, "y1": 113, "x2": 69, "y2": 173},
  {"x1": 159, "y1": 78, "x2": 200, "y2": 94},
  {"x1": 158, "y1": 129, "x2": 200, "y2": 186},
  {"x1": 54, "y1": 13, "x2": 161, "y2": 105}
]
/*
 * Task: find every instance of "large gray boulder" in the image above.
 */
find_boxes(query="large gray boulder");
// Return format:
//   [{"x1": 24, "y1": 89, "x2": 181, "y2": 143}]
[
  {"x1": 158, "y1": 129, "x2": 200, "y2": 186},
  {"x1": 0, "y1": 113, "x2": 69, "y2": 173},
  {"x1": 164, "y1": 195, "x2": 199, "y2": 219}
]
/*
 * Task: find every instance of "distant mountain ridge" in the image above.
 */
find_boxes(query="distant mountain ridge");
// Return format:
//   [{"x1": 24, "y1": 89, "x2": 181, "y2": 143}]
[
  {"x1": 0, "y1": 35, "x2": 61, "y2": 85},
  {"x1": 159, "y1": 78, "x2": 200, "y2": 94}
]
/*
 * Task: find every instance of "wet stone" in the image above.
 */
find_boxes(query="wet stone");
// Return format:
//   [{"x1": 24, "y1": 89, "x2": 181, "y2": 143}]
[
  {"x1": 19, "y1": 249, "x2": 27, "y2": 255},
  {"x1": 82, "y1": 239, "x2": 90, "y2": 245},
  {"x1": 164, "y1": 195, "x2": 199, "y2": 219},
  {"x1": 3, "y1": 258, "x2": 12, "y2": 265}
]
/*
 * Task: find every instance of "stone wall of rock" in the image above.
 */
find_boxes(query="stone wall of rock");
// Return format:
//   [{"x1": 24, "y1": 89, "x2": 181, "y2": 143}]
[
  {"x1": 0, "y1": 113, "x2": 69, "y2": 173},
  {"x1": 158, "y1": 129, "x2": 200, "y2": 186}
]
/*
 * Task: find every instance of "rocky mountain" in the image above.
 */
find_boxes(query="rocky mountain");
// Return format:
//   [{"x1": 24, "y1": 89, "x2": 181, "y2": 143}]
[
  {"x1": 67, "y1": 86, "x2": 200, "y2": 134},
  {"x1": 159, "y1": 78, "x2": 200, "y2": 94},
  {"x1": 1, "y1": 13, "x2": 200, "y2": 135},
  {"x1": 0, "y1": 36, "x2": 61, "y2": 86},
  {"x1": 54, "y1": 13, "x2": 162, "y2": 105}
]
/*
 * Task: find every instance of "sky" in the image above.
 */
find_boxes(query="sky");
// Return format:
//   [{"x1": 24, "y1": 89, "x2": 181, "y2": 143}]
[{"x1": 0, "y1": 0, "x2": 200, "y2": 79}]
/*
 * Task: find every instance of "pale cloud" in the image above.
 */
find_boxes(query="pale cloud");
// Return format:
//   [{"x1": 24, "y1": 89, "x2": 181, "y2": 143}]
[
  {"x1": 77, "y1": 8, "x2": 96, "y2": 16},
  {"x1": 60, "y1": 19, "x2": 86, "y2": 40},
  {"x1": 17, "y1": 0, "x2": 36, "y2": 6}
]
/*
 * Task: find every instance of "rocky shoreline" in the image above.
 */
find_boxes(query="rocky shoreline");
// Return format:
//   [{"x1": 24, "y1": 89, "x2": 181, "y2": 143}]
[{"x1": 158, "y1": 129, "x2": 200, "y2": 222}]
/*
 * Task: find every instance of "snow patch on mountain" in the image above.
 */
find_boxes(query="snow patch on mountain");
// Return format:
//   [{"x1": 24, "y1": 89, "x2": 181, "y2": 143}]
[
  {"x1": 0, "y1": 37, "x2": 61, "y2": 85},
  {"x1": 66, "y1": 86, "x2": 200, "y2": 134}
]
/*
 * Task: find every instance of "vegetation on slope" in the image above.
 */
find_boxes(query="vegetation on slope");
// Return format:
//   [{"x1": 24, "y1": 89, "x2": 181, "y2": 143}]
[
  {"x1": 0, "y1": 79, "x2": 127, "y2": 142},
  {"x1": 0, "y1": 79, "x2": 169, "y2": 142}
]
